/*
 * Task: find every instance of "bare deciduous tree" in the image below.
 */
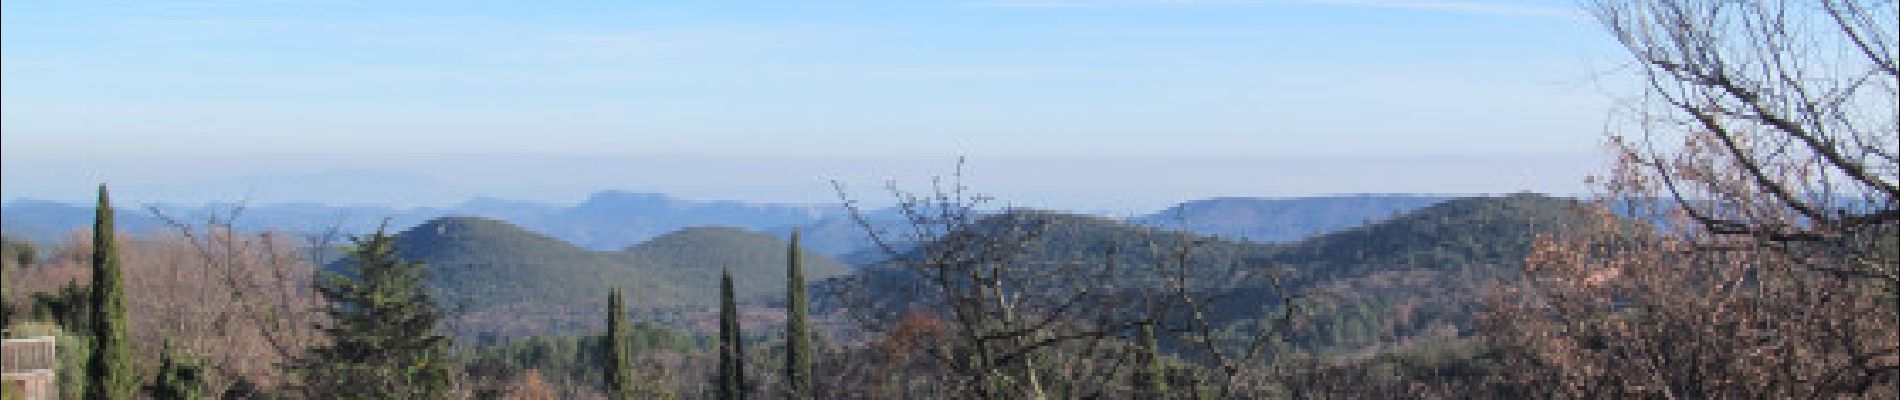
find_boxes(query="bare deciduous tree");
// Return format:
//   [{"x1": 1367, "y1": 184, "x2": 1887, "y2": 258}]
[
  {"x1": 1487, "y1": 202, "x2": 1896, "y2": 397},
  {"x1": 3, "y1": 209, "x2": 328, "y2": 397},
  {"x1": 823, "y1": 161, "x2": 1299, "y2": 399},
  {"x1": 1593, "y1": 0, "x2": 1897, "y2": 280},
  {"x1": 150, "y1": 207, "x2": 330, "y2": 364},
  {"x1": 1484, "y1": 2, "x2": 1899, "y2": 395}
]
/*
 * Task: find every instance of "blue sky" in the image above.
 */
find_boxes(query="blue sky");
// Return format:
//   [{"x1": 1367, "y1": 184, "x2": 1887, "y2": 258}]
[{"x1": 2, "y1": 0, "x2": 1625, "y2": 211}]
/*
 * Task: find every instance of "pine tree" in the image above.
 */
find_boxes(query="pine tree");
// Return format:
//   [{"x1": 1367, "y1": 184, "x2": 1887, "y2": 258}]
[
  {"x1": 86, "y1": 184, "x2": 134, "y2": 400},
  {"x1": 717, "y1": 269, "x2": 748, "y2": 400},
  {"x1": 143, "y1": 340, "x2": 206, "y2": 400},
  {"x1": 295, "y1": 228, "x2": 453, "y2": 399},
  {"x1": 783, "y1": 230, "x2": 813, "y2": 398},
  {"x1": 603, "y1": 288, "x2": 636, "y2": 400},
  {"x1": 1134, "y1": 322, "x2": 1169, "y2": 399}
]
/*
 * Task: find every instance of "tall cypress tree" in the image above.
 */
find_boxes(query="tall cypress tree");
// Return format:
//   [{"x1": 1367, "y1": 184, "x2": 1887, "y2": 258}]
[
  {"x1": 717, "y1": 269, "x2": 748, "y2": 400},
  {"x1": 603, "y1": 288, "x2": 635, "y2": 400},
  {"x1": 783, "y1": 230, "x2": 813, "y2": 398},
  {"x1": 86, "y1": 184, "x2": 133, "y2": 400},
  {"x1": 295, "y1": 228, "x2": 452, "y2": 399}
]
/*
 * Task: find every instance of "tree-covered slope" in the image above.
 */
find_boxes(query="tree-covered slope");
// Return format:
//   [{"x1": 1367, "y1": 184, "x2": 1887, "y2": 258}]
[
  {"x1": 822, "y1": 193, "x2": 1597, "y2": 352},
  {"x1": 381, "y1": 217, "x2": 849, "y2": 341},
  {"x1": 618, "y1": 226, "x2": 850, "y2": 305},
  {"x1": 1257, "y1": 192, "x2": 1591, "y2": 281},
  {"x1": 389, "y1": 217, "x2": 657, "y2": 341}
]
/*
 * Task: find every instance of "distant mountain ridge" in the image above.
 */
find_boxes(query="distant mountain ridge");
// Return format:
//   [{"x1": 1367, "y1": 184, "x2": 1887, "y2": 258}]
[
  {"x1": 2, "y1": 192, "x2": 1467, "y2": 257},
  {"x1": 386, "y1": 194, "x2": 1578, "y2": 342},
  {"x1": 6, "y1": 191, "x2": 1597, "y2": 348},
  {"x1": 1133, "y1": 195, "x2": 1451, "y2": 243},
  {"x1": 0, "y1": 190, "x2": 849, "y2": 251}
]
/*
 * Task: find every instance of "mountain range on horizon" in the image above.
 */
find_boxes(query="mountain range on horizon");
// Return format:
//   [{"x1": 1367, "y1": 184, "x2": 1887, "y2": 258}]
[
  {"x1": 2, "y1": 190, "x2": 1466, "y2": 255},
  {"x1": 0, "y1": 188, "x2": 1593, "y2": 346},
  {"x1": 378, "y1": 192, "x2": 1589, "y2": 343},
  {"x1": 816, "y1": 192, "x2": 1594, "y2": 355}
]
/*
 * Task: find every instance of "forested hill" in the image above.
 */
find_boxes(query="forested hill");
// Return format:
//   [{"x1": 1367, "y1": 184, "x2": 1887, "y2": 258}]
[
  {"x1": 836, "y1": 193, "x2": 1588, "y2": 285},
  {"x1": 376, "y1": 216, "x2": 849, "y2": 342},
  {"x1": 1245, "y1": 193, "x2": 1596, "y2": 350},
  {"x1": 1259, "y1": 192, "x2": 1593, "y2": 281},
  {"x1": 821, "y1": 193, "x2": 1597, "y2": 351},
  {"x1": 617, "y1": 226, "x2": 852, "y2": 307}
]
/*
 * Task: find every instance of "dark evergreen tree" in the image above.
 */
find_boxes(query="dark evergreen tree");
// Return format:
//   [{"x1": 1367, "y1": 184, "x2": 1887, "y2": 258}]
[
  {"x1": 142, "y1": 340, "x2": 205, "y2": 400},
  {"x1": 783, "y1": 230, "x2": 813, "y2": 398},
  {"x1": 1, "y1": 250, "x2": 10, "y2": 330},
  {"x1": 86, "y1": 184, "x2": 134, "y2": 400},
  {"x1": 1134, "y1": 322, "x2": 1169, "y2": 399},
  {"x1": 28, "y1": 281, "x2": 90, "y2": 330},
  {"x1": 295, "y1": 228, "x2": 453, "y2": 399},
  {"x1": 603, "y1": 288, "x2": 635, "y2": 400},
  {"x1": 1, "y1": 237, "x2": 36, "y2": 328},
  {"x1": 717, "y1": 269, "x2": 748, "y2": 400}
]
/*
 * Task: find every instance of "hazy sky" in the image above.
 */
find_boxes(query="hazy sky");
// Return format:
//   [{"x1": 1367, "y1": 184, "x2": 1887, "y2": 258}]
[{"x1": 2, "y1": 0, "x2": 1626, "y2": 211}]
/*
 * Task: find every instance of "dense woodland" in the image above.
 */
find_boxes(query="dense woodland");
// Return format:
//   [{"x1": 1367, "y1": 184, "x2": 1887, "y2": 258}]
[{"x1": 4, "y1": 0, "x2": 1897, "y2": 398}]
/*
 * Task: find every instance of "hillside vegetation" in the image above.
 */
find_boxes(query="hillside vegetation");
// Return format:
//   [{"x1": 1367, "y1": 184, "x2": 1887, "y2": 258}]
[
  {"x1": 824, "y1": 193, "x2": 1593, "y2": 354},
  {"x1": 381, "y1": 217, "x2": 849, "y2": 341}
]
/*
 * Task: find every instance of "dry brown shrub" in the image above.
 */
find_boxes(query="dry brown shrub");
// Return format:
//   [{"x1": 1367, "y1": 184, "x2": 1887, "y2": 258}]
[{"x1": 5, "y1": 228, "x2": 323, "y2": 396}]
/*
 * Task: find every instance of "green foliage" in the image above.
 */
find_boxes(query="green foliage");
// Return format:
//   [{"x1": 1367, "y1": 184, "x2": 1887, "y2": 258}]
[
  {"x1": 602, "y1": 289, "x2": 635, "y2": 399},
  {"x1": 620, "y1": 226, "x2": 852, "y2": 306},
  {"x1": 381, "y1": 217, "x2": 850, "y2": 341},
  {"x1": 783, "y1": 230, "x2": 813, "y2": 398},
  {"x1": 1, "y1": 235, "x2": 35, "y2": 328},
  {"x1": 142, "y1": 341, "x2": 206, "y2": 400},
  {"x1": 1256, "y1": 193, "x2": 1590, "y2": 282},
  {"x1": 717, "y1": 269, "x2": 747, "y2": 400},
  {"x1": 26, "y1": 282, "x2": 90, "y2": 331},
  {"x1": 63, "y1": 334, "x2": 93, "y2": 400},
  {"x1": 1134, "y1": 323, "x2": 1168, "y2": 398},
  {"x1": 296, "y1": 228, "x2": 453, "y2": 399},
  {"x1": 0, "y1": 324, "x2": 88, "y2": 400},
  {"x1": 0, "y1": 378, "x2": 19, "y2": 400},
  {"x1": 18, "y1": 326, "x2": 92, "y2": 400},
  {"x1": 2, "y1": 240, "x2": 69, "y2": 338},
  {"x1": 85, "y1": 185, "x2": 134, "y2": 400},
  {"x1": 462, "y1": 323, "x2": 696, "y2": 397},
  {"x1": 1, "y1": 235, "x2": 36, "y2": 267},
  {"x1": 1, "y1": 271, "x2": 6, "y2": 333},
  {"x1": 830, "y1": 193, "x2": 1594, "y2": 358},
  {"x1": 1264, "y1": 337, "x2": 1523, "y2": 397}
]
